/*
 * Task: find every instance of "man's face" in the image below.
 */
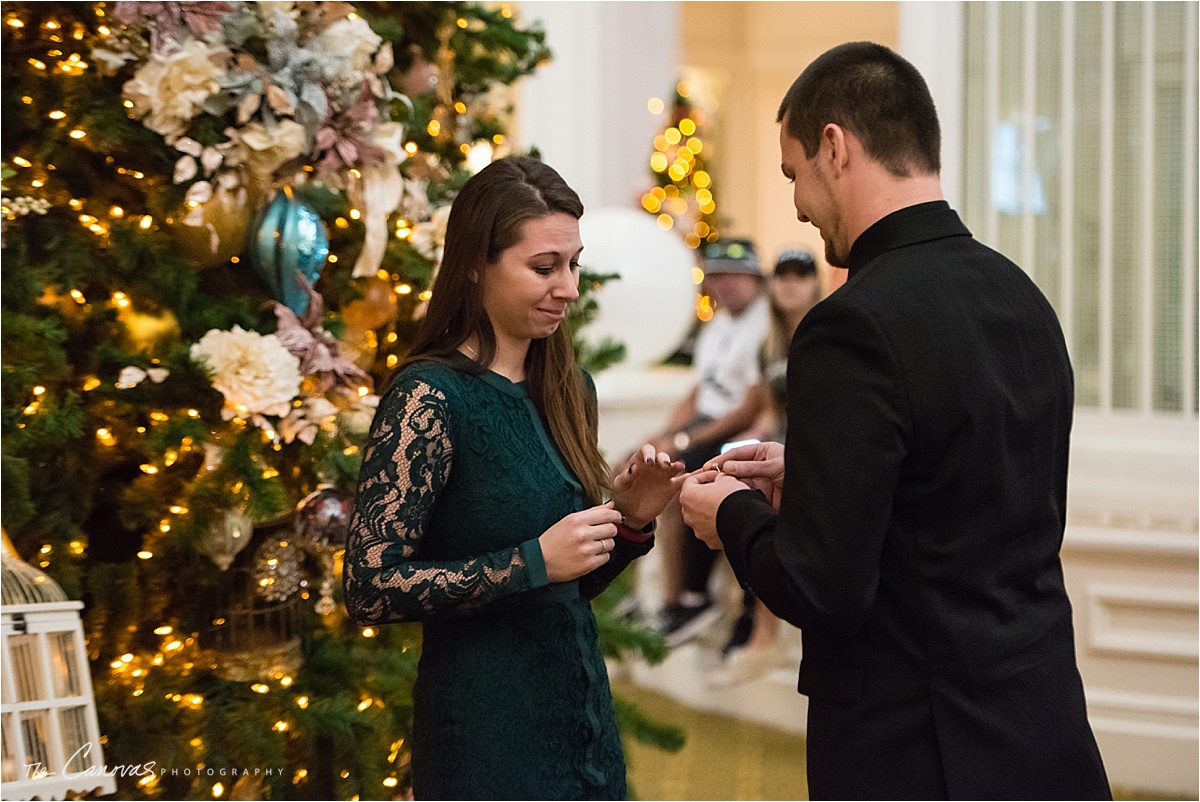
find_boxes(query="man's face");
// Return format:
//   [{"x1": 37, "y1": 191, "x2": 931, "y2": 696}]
[
  {"x1": 780, "y1": 126, "x2": 849, "y2": 268},
  {"x1": 704, "y1": 272, "x2": 761, "y2": 316}
]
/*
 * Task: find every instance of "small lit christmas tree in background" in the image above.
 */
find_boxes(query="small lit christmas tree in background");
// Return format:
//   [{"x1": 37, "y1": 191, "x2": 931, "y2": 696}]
[
  {"x1": 641, "y1": 78, "x2": 722, "y2": 345},
  {"x1": 1, "y1": 3, "x2": 677, "y2": 799}
]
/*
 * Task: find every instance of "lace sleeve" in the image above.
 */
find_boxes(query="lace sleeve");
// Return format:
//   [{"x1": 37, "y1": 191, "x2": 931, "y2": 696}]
[{"x1": 343, "y1": 372, "x2": 541, "y2": 625}]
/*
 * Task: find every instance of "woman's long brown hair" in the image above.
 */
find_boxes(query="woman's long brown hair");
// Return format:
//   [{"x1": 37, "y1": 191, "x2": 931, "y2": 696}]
[{"x1": 395, "y1": 156, "x2": 611, "y2": 504}]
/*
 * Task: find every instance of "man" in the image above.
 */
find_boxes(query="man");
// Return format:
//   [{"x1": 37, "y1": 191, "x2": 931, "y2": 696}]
[
  {"x1": 679, "y1": 42, "x2": 1110, "y2": 800},
  {"x1": 649, "y1": 238, "x2": 769, "y2": 647}
]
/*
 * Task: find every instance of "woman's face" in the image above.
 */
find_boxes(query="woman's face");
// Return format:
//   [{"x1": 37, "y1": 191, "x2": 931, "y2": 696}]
[
  {"x1": 771, "y1": 272, "x2": 819, "y2": 316},
  {"x1": 481, "y1": 212, "x2": 582, "y2": 344}
]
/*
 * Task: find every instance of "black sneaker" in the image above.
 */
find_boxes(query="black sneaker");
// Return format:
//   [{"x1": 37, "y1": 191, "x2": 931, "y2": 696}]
[
  {"x1": 721, "y1": 612, "x2": 754, "y2": 658},
  {"x1": 656, "y1": 601, "x2": 723, "y2": 648}
]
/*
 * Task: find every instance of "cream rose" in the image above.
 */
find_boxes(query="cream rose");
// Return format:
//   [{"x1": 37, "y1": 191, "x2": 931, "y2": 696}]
[
  {"x1": 123, "y1": 39, "x2": 228, "y2": 142},
  {"x1": 239, "y1": 119, "x2": 309, "y2": 182},
  {"x1": 190, "y1": 326, "x2": 303, "y2": 419}
]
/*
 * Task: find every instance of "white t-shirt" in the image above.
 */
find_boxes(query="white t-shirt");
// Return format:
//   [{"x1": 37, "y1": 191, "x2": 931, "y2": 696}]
[{"x1": 693, "y1": 296, "x2": 770, "y2": 419}]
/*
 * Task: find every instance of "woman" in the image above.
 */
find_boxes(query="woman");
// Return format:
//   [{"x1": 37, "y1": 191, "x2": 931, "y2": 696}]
[
  {"x1": 343, "y1": 156, "x2": 684, "y2": 800},
  {"x1": 710, "y1": 246, "x2": 822, "y2": 687}
]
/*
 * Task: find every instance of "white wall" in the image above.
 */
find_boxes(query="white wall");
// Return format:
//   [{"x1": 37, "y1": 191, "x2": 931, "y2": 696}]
[{"x1": 514, "y1": 1, "x2": 681, "y2": 212}]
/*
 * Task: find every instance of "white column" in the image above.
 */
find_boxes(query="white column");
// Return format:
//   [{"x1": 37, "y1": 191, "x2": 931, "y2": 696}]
[
  {"x1": 899, "y1": 1, "x2": 965, "y2": 210},
  {"x1": 514, "y1": 1, "x2": 680, "y2": 211}
]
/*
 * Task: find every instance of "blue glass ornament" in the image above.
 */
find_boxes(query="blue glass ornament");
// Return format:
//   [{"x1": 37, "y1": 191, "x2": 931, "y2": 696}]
[{"x1": 250, "y1": 187, "x2": 329, "y2": 315}]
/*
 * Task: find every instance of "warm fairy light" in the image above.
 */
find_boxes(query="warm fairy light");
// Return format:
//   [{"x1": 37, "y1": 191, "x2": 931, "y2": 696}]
[
  {"x1": 349, "y1": 208, "x2": 361, "y2": 220},
  {"x1": 112, "y1": 291, "x2": 130, "y2": 307},
  {"x1": 404, "y1": 141, "x2": 418, "y2": 155},
  {"x1": 159, "y1": 521, "x2": 171, "y2": 533},
  {"x1": 69, "y1": 129, "x2": 86, "y2": 139},
  {"x1": 679, "y1": 118, "x2": 697, "y2": 136},
  {"x1": 12, "y1": 156, "x2": 31, "y2": 167},
  {"x1": 693, "y1": 170, "x2": 712, "y2": 189},
  {"x1": 697, "y1": 294, "x2": 714, "y2": 321},
  {"x1": 139, "y1": 215, "x2": 153, "y2": 229},
  {"x1": 387, "y1": 354, "x2": 399, "y2": 368},
  {"x1": 140, "y1": 464, "x2": 158, "y2": 475},
  {"x1": 677, "y1": 80, "x2": 692, "y2": 98},
  {"x1": 212, "y1": 782, "x2": 224, "y2": 797},
  {"x1": 29, "y1": 59, "x2": 46, "y2": 70},
  {"x1": 386, "y1": 332, "x2": 398, "y2": 344},
  {"x1": 418, "y1": 289, "x2": 432, "y2": 301},
  {"x1": 96, "y1": 428, "x2": 116, "y2": 446},
  {"x1": 641, "y1": 194, "x2": 660, "y2": 213},
  {"x1": 456, "y1": 16, "x2": 468, "y2": 27},
  {"x1": 137, "y1": 550, "x2": 153, "y2": 560},
  {"x1": 48, "y1": 110, "x2": 66, "y2": 120},
  {"x1": 648, "y1": 97, "x2": 664, "y2": 115},
  {"x1": 426, "y1": 120, "x2": 441, "y2": 137},
  {"x1": 163, "y1": 450, "x2": 178, "y2": 467},
  {"x1": 149, "y1": 411, "x2": 169, "y2": 422},
  {"x1": 7, "y1": 17, "x2": 23, "y2": 28},
  {"x1": 69, "y1": 289, "x2": 86, "y2": 303},
  {"x1": 493, "y1": 134, "x2": 505, "y2": 145},
  {"x1": 296, "y1": 696, "x2": 309, "y2": 709},
  {"x1": 335, "y1": 217, "x2": 349, "y2": 229},
  {"x1": 154, "y1": 625, "x2": 172, "y2": 635},
  {"x1": 251, "y1": 684, "x2": 269, "y2": 694},
  {"x1": 98, "y1": 25, "x2": 110, "y2": 35},
  {"x1": 279, "y1": 676, "x2": 293, "y2": 687},
  {"x1": 40, "y1": 545, "x2": 52, "y2": 555},
  {"x1": 656, "y1": 214, "x2": 673, "y2": 231},
  {"x1": 273, "y1": 720, "x2": 288, "y2": 732},
  {"x1": 328, "y1": 254, "x2": 338, "y2": 263},
  {"x1": 650, "y1": 153, "x2": 668, "y2": 173},
  {"x1": 357, "y1": 699, "x2": 373, "y2": 712},
  {"x1": 69, "y1": 541, "x2": 84, "y2": 555},
  {"x1": 692, "y1": 267, "x2": 706, "y2": 285},
  {"x1": 687, "y1": 137, "x2": 703, "y2": 154},
  {"x1": 454, "y1": 101, "x2": 467, "y2": 114},
  {"x1": 362, "y1": 627, "x2": 376, "y2": 638},
  {"x1": 187, "y1": 408, "x2": 200, "y2": 418},
  {"x1": 665, "y1": 127, "x2": 681, "y2": 145},
  {"x1": 383, "y1": 778, "x2": 399, "y2": 788},
  {"x1": 169, "y1": 505, "x2": 188, "y2": 515},
  {"x1": 394, "y1": 284, "x2": 411, "y2": 295},
  {"x1": 83, "y1": 376, "x2": 101, "y2": 391}
]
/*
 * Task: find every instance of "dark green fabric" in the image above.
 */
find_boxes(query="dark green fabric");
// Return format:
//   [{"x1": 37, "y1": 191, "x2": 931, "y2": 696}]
[{"x1": 345, "y1": 354, "x2": 645, "y2": 800}]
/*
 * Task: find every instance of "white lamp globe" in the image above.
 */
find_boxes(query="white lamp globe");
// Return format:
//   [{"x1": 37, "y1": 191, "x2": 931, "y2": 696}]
[{"x1": 577, "y1": 207, "x2": 698, "y2": 368}]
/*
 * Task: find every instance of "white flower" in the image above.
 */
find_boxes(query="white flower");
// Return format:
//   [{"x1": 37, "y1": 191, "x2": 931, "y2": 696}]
[
  {"x1": 410, "y1": 205, "x2": 452, "y2": 265},
  {"x1": 190, "y1": 326, "x2": 303, "y2": 419},
  {"x1": 123, "y1": 39, "x2": 229, "y2": 142},
  {"x1": 239, "y1": 119, "x2": 308, "y2": 181},
  {"x1": 279, "y1": 396, "x2": 339, "y2": 445},
  {"x1": 337, "y1": 393, "x2": 380, "y2": 438},
  {"x1": 310, "y1": 17, "x2": 383, "y2": 84}
]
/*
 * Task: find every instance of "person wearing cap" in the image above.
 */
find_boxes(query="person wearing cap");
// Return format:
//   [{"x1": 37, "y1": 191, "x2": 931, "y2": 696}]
[
  {"x1": 709, "y1": 246, "x2": 823, "y2": 687},
  {"x1": 645, "y1": 237, "x2": 771, "y2": 647},
  {"x1": 680, "y1": 42, "x2": 1108, "y2": 799}
]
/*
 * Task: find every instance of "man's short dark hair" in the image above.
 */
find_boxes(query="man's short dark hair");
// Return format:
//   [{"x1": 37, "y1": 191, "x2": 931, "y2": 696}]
[{"x1": 777, "y1": 41, "x2": 941, "y2": 177}]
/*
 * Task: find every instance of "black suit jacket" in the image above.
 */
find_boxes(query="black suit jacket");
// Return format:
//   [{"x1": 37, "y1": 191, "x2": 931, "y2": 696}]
[{"x1": 717, "y1": 202, "x2": 1110, "y2": 800}]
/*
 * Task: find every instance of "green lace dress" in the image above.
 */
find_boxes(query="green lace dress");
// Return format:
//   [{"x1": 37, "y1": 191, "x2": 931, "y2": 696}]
[{"x1": 344, "y1": 354, "x2": 652, "y2": 800}]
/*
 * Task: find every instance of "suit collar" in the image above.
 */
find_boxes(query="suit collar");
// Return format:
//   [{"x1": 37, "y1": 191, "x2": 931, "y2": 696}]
[{"x1": 846, "y1": 201, "x2": 971, "y2": 278}]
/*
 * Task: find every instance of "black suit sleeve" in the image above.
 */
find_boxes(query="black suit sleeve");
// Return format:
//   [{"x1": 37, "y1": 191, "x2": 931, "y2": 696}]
[{"x1": 716, "y1": 298, "x2": 911, "y2": 637}]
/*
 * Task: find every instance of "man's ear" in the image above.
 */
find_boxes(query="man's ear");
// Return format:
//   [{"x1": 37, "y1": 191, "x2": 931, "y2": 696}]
[{"x1": 822, "y1": 123, "x2": 850, "y2": 176}]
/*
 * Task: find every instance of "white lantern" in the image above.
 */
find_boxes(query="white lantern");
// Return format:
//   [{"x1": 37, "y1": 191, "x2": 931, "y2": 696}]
[{"x1": 1, "y1": 545, "x2": 115, "y2": 800}]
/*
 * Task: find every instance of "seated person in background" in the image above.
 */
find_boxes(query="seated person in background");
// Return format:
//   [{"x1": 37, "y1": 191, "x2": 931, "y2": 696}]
[
  {"x1": 644, "y1": 238, "x2": 770, "y2": 648},
  {"x1": 710, "y1": 246, "x2": 824, "y2": 687}
]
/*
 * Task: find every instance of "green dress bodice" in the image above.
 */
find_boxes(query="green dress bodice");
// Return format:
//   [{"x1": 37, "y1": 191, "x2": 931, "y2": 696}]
[{"x1": 344, "y1": 354, "x2": 650, "y2": 800}]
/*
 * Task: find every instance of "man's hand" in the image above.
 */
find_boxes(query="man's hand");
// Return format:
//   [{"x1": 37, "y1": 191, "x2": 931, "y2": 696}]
[
  {"x1": 679, "y1": 470, "x2": 750, "y2": 549},
  {"x1": 703, "y1": 441, "x2": 785, "y2": 509},
  {"x1": 611, "y1": 443, "x2": 686, "y2": 529}
]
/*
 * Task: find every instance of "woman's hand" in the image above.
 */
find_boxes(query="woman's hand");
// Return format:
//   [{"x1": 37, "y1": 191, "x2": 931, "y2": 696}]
[
  {"x1": 538, "y1": 502, "x2": 623, "y2": 583},
  {"x1": 611, "y1": 443, "x2": 688, "y2": 530}
]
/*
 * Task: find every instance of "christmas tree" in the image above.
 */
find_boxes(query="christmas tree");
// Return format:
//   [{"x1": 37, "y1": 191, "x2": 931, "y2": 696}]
[{"x1": 2, "y1": 3, "x2": 677, "y2": 798}]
